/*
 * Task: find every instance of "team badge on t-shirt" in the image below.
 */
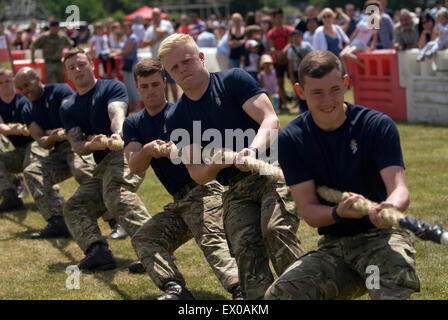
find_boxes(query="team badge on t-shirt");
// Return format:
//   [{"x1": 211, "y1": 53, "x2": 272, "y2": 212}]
[
  {"x1": 215, "y1": 96, "x2": 221, "y2": 106},
  {"x1": 349, "y1": 138, "x2": 358, "y2": 154}
]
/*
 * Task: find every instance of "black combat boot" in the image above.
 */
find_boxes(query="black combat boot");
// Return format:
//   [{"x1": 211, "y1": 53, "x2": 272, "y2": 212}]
[
  {"x1": 157, "y1": 281, "x2": 196, "y2": 300},
  {"x1": 78, "y1": 242, "x2": 117, "y2": 272},
  {"x1": 30, "y1": 216, "x2": 71, "y2": 239},
  {"x1": 0, "y1": 188, "x2": 25, "y2": 212},
  {"x1": 231, "y1": 285, "x2": 244, "y2": 300},
  {"x1": 128, "y1": 260, "x2": 146, "y2": 274},
  {"x1": 108, "y1": 218, "x2": 128, "y2": 240}
]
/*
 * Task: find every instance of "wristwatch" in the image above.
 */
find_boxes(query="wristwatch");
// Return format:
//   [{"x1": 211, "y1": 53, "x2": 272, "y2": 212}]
[{"x1": 332, "y1": 205, "x2": 342, "y2": 222}]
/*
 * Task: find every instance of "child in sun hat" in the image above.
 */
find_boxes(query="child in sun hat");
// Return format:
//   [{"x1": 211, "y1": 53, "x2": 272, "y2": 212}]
[{"x1": 258, "y1": 54, "x2": 279, "y2": 109}]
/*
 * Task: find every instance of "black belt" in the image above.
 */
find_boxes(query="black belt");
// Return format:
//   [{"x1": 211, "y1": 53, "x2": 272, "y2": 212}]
[
  {"x1": 173, "y1": 181, "x2": 199, "y2": 201},
  {"x1": 227, "y1": 171, "x2": 251, "y2": 186}
]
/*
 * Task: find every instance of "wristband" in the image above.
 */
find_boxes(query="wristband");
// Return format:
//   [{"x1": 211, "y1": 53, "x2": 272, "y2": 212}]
[{"x1": 332, "y1": 205, "x2": 342, "y2": 222}]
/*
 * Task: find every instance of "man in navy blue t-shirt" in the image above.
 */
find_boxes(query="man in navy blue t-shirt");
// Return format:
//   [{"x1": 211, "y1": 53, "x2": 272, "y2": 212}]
[
  {"x1": 265, "y1": 50, "x2": 420, "y2": 300},
  {"x1": 158, "y1": 33, "x2": 304, "y2": 300},
  {"x1": 16, "y1": 67, "x2": 125, "y2": 240},
  {"x1": 59, "y1": 47, "x2": 151, "y2": 272},
  {"x1": 0, "y1": 68, "x2": 34, "y2": 212},
  {"x1": 123, "y1": 58, "x2": 240, "y2": 300},
  {"x1": 15, "y1": 67, "x2": 91, "y2": 238}
]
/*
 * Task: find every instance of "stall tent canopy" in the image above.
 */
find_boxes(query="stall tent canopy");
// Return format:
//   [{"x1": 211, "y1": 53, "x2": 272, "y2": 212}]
[{"x1": 123, "y1": 6, "x2": 153, "y2": 21}]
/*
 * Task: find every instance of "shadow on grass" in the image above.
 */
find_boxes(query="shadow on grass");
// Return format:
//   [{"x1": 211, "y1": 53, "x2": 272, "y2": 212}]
[
  {"x1": 0, "y1": 209, "x2": 40, "y2": 238},
  {"x1": 0, "y1": 228, "x2": 40, "y2": 240},
  {"x1": 0, "y1": 207, "x2": 28, "y2": 222},
  {"x1": 0, "y1": 200, "x2": 42, "y2": 231},
  {"x1": 48, "y1": 256, "x2": 136, "y2": 300},
  {"x1": 46, "y1": 237, "x2": 77, "y2": 263}
]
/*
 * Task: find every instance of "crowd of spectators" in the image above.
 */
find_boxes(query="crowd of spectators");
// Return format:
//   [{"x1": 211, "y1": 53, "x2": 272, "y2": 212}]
[{"x1": 1, "y1": 0, "x2": 447, "y2": 112}]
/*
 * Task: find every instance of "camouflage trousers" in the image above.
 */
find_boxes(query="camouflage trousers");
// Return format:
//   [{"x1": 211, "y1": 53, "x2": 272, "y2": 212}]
[
  {"x1": 45, "y1": 62, "x2": 65, "y2": 84},
  {"x1": 23, "y1": 141, "x2": 95, "y2": 221},
  {"x1": 264, "y1": 228, "x2": 421, "y2": 300},
  {"x1": 132, "y1": 181, "x2": 240, "y2": 292},
  {"x1": 223, "y1": 173, "x2": 304, "y2": 300},
  {"x1": 0, "y1": 135, "x2": 19, "y2": 190},
  {"x1": 0, "y1": 142, "x2": 48, "y2": 193},
  {"x1": 0, "y1": 134, "x2": 10, "y2": 150},
  {"x1": 63, "y1": 150, "x2": 151, "y2": 253}
]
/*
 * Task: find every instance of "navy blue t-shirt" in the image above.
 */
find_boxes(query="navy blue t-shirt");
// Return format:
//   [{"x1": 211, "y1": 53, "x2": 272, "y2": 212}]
[
  {"x1": 166, "y1": 68, "x2": 266, "y2": 186},
  {"x1": 60, "y1": 79, "x2": 129, "y2": 164},
  {"x1": 123, "y1": 103, "x2": 193, "y2": 196},
  {"x1": 278, "y1": 103, "x2": 404, "y2": 237},
  {"x1": 22, "y1": 84, "x2": 74, "y2": 131},
  {"x1": 0, "y1": 94, "x2": 33, "y2": 147}
]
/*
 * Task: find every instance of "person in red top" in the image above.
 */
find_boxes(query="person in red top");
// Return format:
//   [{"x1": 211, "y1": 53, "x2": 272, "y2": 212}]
[
  {"x1": 177, "y1": 14, "x2": 190, "y2": 34},
  {"x1": 267, "y1": 8, "x2": 292, "y2": 111}
]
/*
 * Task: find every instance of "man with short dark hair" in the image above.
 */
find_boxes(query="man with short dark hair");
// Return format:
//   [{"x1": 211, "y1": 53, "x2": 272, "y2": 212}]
[
  {"x1": 264, "y1": 50, "x2": 420, "y2": 300},
  {"x1": 125, "y1": 58, "x2": 241, "y2": 300},
  {"x1": 60, "y1": 48, "x2": 151, "y2": 272}
]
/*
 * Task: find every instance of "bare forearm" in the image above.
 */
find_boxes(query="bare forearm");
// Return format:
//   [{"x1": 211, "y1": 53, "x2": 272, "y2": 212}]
[
  {"x1": 73, "y1": 140, "x2": 93, "y2": 155},
  {"x1": 186, "y1": 163, "x2": 220, "y2": 185},
  {"x1": 300, "y1": 203, "x2": 337, "y2": 228},
  {"x1": 36, "y1": 136, "x2": 56, "y2": 149},
  {"x1": 385, "y1": 185, "x2": 410, "y2": 212},
  {"x1": 67, "y1": 127, "x2": 93, "y2": 155},
  {"x1": 110, "y1": 117, "x2": 125, "y2": 135},
  {"x1": 250, "y1": 116, "x2": 280, "y2": 153},
  {"x1": 0, "y1": 123, "x2": 17, "y2": 135},
  {"x1": 128, "y1": 147, "x2": 152, "y2": 174},
  {"x1": 108, "y1": 101, "x2": 127, "y2": 135}
]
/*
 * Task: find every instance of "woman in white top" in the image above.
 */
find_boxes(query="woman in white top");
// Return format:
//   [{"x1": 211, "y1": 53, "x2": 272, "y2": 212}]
[
  {"x1": 312, "y1": 8, "x2": 349, "y2": 56},
  {"x1": 340, "y1": 0, "x2": 380, "y2": 73}
]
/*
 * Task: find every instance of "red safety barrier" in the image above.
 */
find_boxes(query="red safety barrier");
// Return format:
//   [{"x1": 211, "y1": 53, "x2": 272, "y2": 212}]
[
  {"x1": 92, "y1": 56, "x2": 123, "y2": 82},
  {"x1": 346, "y1": 49, "x2": 407, "y2": 121},
  {"x1": 11, "y1": 50, "x2": 26, "y2": 60},
  {"x1": 13, "y1": 59, "x2": 46, "y2": 83}
]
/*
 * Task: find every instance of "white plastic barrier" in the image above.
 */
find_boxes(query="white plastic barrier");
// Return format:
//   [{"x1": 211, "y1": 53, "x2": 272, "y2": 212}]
[
  {"x1": 137, "y1": 47, "x2": 152, "y2": 60},
  {"x1": 398, "y1": 49, "x2": 448, "y2": 125},
  {"x1": 201, "y1": 47, "x2": 227, "y2": 72}
]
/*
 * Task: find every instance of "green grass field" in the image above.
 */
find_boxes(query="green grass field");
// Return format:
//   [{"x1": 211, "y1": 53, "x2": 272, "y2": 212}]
[{"x1": 1, "y1": 89, "x2": 448, "y2": 300}]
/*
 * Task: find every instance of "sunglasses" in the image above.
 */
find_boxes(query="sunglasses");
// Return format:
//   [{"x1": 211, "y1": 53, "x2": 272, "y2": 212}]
[{"x1": 323, "y1": 15, "x2": 333, "y2": 19}]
